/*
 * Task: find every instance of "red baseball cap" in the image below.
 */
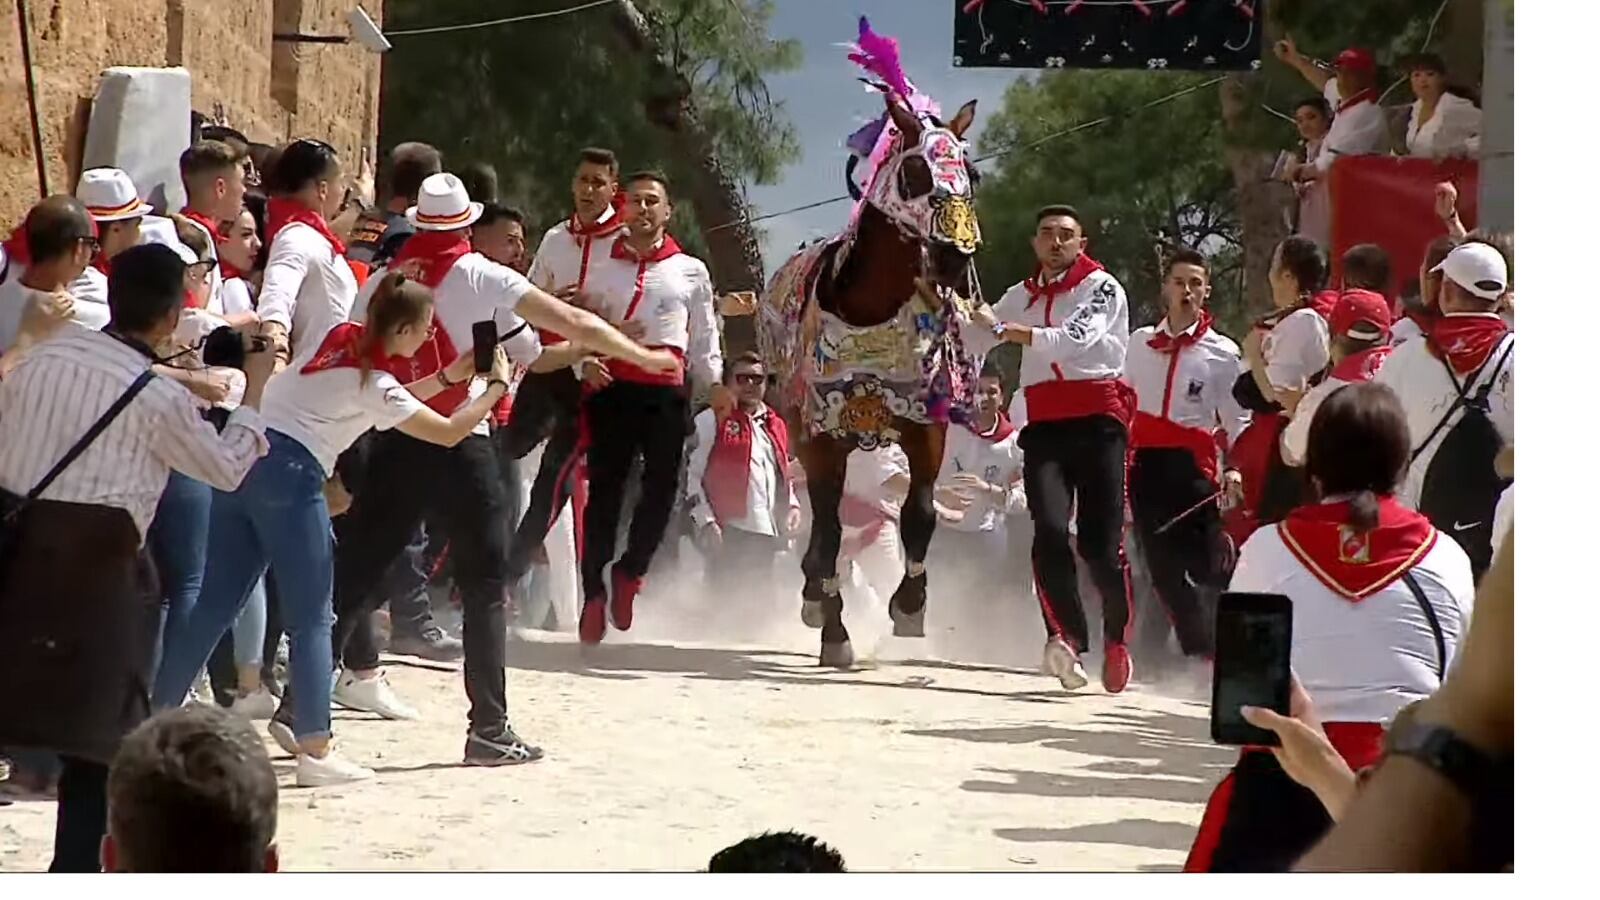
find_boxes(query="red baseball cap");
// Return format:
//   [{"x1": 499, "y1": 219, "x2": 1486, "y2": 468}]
[
  {"x1": 1329, "y1": 289, "x2": 1391, "y2": 341},
  {"x1": 1335, "y1": 47, "x2": 1376, "y2": 73}
]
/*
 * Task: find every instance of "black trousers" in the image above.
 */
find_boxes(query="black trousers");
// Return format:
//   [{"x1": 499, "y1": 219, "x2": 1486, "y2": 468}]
[
  {"x1": 506, "y1": 370, "x2": 584, "y2": 572},
  {"x1": 339, "y1": 521, "x2": 442, "y2": 670},
  {"x1": 581, "y1": 381, "x2": 689, "y2": 600},
  {"x1": 50, "y1": 755, "x2": 107, "y2": 872},
  {"x1": 331, "y1": 431, "x2": 512, "y2": 733},
  {"x1": 1018, "y1": 415, "x2": 1133, "y2": 654},
  {"x1": 1129, "y1": 448, "x2": 1225, "y2": 658}
]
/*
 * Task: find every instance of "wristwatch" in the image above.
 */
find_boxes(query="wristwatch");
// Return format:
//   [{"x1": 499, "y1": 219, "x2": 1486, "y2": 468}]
[{"x1": 1384, "y1": 718, "x2": 1505, "y2": 801}]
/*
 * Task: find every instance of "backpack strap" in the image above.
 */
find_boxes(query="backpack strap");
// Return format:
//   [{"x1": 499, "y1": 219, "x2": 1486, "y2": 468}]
[
  {"x1": 21, "y1": 370, "x2": 157, "y2": 504},
  {"x1": 1410, "y1": 334, "x2": 1513, "y2": 465},
  {"x1": 1400, "y1": 570, "x2": 1448, "y2": 680}
]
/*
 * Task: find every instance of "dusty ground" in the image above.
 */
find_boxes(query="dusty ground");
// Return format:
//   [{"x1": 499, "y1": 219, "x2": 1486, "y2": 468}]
[{"x1": 0, "y1": 565, "x2": 1230, "y2": 872}]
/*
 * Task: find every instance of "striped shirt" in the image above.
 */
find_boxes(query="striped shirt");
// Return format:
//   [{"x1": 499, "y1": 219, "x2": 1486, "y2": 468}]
[{"x1": 0, "y1": 329, "x2": 269, "y2": 537}]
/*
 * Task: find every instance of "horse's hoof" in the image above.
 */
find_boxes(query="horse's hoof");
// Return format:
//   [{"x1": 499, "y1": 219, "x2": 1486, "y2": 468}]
[
  {"x1": 801, "y1": 598, "x2": 824, "y2": 629},
  {"x1": 819, "y1": 640, "x2": 855, "y2": 669},
  {"x1": 890, "y1": 604, "x2": 926, "y2": 638}
]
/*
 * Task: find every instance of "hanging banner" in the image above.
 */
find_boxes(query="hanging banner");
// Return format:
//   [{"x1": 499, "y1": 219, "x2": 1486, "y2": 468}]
[
  {"x1": 1329, "y1": 155, "x2": 1480, "y2": 303},
  {"x1": 953, "y1": 0, "x2": 1265, "y2": 71}
]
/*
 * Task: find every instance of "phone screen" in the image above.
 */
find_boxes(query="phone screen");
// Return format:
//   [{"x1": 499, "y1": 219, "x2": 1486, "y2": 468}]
[
  {"x1": 472, "y1": 320, "x2": 498, "y2": 375},
  {"x1": 1211, "y1": 592, "x2": 1293, "y2": 747}
]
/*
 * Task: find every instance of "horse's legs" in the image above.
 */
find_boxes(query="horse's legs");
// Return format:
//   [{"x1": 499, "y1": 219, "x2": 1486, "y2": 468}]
[
  {"x1": 889, "y1": 423, "x2": 945, "y2": 637},
  {"x1": 798, "y1": 437, "x2": 852, "y2": 667}
]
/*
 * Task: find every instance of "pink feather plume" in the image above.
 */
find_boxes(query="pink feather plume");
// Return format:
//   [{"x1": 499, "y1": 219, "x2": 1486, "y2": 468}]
[{"x1": 846, "y1": 16, "x2": 911, "y2": 99}]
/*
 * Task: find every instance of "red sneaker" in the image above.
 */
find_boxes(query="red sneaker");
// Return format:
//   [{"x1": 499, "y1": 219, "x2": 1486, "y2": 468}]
[
  {"x1": 1103, "y1": 642, "x2": 1133, "y2": 694},
  {"x1": 611, "y1": 570, "x2": 643, "y2": 631},
  {"x1": 579, "y1": 597, "x2": 607, "y2": 645}
]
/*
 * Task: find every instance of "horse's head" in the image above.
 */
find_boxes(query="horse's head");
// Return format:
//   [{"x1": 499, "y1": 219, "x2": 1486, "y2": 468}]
[{"x1": 858, "y1": 96, "x2": 982, "y2": 290}]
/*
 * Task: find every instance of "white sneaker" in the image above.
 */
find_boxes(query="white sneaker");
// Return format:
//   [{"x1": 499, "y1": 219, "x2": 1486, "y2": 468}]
[
  {"x1": 1043, "y1": 638, "x2": 1089, "y2": 692},
  {"x1": 230, "y1": 689, "x2": 278, "y2": 721},
  {"x1": 333, "y1": 671, "x2": 420, "y2": 721},
  {"x1": 296, "y1": 750, "x2": 375, "y2": 788}
]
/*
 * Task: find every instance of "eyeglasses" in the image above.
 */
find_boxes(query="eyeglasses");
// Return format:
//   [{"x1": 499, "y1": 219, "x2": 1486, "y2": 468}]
[
  {"x1": 75, "y1": 236, "x2": 100, "y2": 253},
  {"x1": 732, "y1": 372, "x2": 765, "y2": 386},
  {"x1": 187, "y1": 259, "x2": 218, "y2": 275}
]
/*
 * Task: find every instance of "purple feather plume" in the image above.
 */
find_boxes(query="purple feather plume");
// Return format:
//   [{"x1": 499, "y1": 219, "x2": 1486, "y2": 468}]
[{"x1": 847, "y1": 16, "x2": 911, "y2": 99}]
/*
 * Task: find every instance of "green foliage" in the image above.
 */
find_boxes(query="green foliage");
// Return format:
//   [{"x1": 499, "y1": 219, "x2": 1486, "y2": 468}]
[
  {"x1": 380, "y1": 0, "x2": 800, "y2": 255},
  {"x1": 975, "y1": 70, "x2": 1247, "y2": 334}
]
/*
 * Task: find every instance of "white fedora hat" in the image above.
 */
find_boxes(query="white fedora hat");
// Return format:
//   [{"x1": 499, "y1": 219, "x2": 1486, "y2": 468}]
[
  {"x1": 406, "y1": 172, "x2": 484, "y2": 232},
  {"x1": 76, "y1": 167, "x2": 154, "y2": 222}
]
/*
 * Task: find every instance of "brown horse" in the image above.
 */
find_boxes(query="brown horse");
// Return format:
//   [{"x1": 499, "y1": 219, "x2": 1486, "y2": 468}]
[{"x1": 757, "y1": 96, "x2": 984, "y2": 667}]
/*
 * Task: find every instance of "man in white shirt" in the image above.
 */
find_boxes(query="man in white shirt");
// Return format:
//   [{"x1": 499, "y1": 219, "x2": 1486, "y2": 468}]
[
  {"x1": 0, "y1": 196, "x2": 95, "y2": 359},
  {"x1": 576, "y1": 170, "x2": 726, "y2": 645},
  {"x1": 506, "y1": 148, "x2": 627, "y2": 580},
  {"x1": 685, "y1": 352, "x2": 800, "y2": 598},
  {"x1": 1375, "y1": 241, "x2": 1512, "y2": 581},
  {"x1": 176, "y1": 139, "x2": 249, "y2": 304},
  {"x1": 1126, "y1": 249, "x2": 1250, "y2": 662},
  {"x1": 0, "y1": 243, "x2": 272, "y2": 871},
  {"x1": 927, "y1": 369, "x2": 1025, "y2": 622},
  {"x1": 967, "y1": 205, "x2": 1137, "y2": 694},
  {"x1": 1275, "y1": 38, "x2": 1389, "y2": 183},
  {"x1": 326, "y1": 173, "x2": 673, "y2": 763},
  {"x1": 64, "y1": 168, "x2": 153, "y2": 327}
]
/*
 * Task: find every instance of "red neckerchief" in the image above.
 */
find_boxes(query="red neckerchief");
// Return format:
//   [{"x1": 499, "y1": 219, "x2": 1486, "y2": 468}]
[
  {"x1": 265, "y1": 197, "x2": 346, "y2": 257},
  {"x1": 392, "y1": 230, "x2": 472, "y2": 288},
  {"x1": 301, "y1": 321, "x2": 388, "y2": 375},
  {"x1": 965, "y1": 411, "x2": 1015, "y2": 443},
  {"x1": 568, "y1": 197, "x2": 627, "y2": 240},
  {"x1": 92, "y1": 256, "x2": 111, "y2": 276},
  {"x1": 1024, "y1": 253, "x2": 1105, "y2": 325},
  {"x1": 181, "y1": 208, "x2": 224, "y2": 247},
  {"x1": 704, "y1": 404, "x2": 791, "y2": 525},
  {"x1": 1428, "y1": 313, "x2": 1509, "y2": 376},
  {"x1": 219, "y1": 258, "x2": 246, "y2": 281},
  {"x1": 1330, "y1": 344, "x2": 1393, "y2": 382},
  {"x1": 1336, "y1": 88, "x2": 1377, "y2": 114},
  {"x1": 1309, "y1": 289, "x2": 1339, "y2": 321},
  {"x1": 611, "y1": 233, "x2": 684, "y2": 319},
  {"x1": 1277, "y1": 495, "x2": 1438, "y2": 602},
  {"x1": 3, "y1": 223, "x2": 29, "y2": 267},
  {"x1": 1147, "y1": 310, "x2": 1213, "y2": 353}
]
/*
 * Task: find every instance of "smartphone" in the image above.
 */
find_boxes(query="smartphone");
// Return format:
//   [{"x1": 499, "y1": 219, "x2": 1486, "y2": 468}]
[
  {"x1": 472, "y1": 320, "x2": 499, "y2": 375},
  {"x1": 1210, "y1": 592, "x2": 1293, "y2": 747}
]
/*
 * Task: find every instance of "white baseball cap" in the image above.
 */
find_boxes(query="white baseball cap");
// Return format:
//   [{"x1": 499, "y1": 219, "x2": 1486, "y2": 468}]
[
  {"x1": 406, "y1": 173, "x2": 484, "y2": 232},
  {"x1": 1431, "y1": 242, "x2": 1508, "y2": 301},
  {"x1": 76, "y1": 168, "x2": 154, "y2": 222}
]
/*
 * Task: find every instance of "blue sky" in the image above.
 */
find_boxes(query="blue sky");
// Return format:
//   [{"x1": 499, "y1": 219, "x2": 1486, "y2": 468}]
[{"x1": 747, "y1": 1, "x2": 1023, "y2": 267}]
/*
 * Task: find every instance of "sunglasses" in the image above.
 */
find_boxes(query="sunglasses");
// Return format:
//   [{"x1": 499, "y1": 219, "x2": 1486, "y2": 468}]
[{"x1": 732, "y1": 372, "x2": 765, "y2": 386}]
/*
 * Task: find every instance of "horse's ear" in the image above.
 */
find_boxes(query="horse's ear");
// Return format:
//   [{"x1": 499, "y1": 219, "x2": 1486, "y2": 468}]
[
  {"x1": 949, "y1": 99, "x2": 978, "y2": 139},
  {"x1": 884, "y1": 94, "x2": 922, "y2": 142}
]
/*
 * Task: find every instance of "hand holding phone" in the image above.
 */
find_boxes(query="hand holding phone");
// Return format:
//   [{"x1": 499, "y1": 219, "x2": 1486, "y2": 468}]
[
  {"x1": 472, "y1": 320, "x2": 499, "y2": 375},
  {"x1": 1211, "y1": 592, "x2": 1293, "y2": 747}
]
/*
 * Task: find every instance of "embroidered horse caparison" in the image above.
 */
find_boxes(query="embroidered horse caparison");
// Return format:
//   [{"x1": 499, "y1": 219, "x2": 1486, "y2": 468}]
[{"x1": 754, "y1": 16, "x2": 986, "y2": 668}]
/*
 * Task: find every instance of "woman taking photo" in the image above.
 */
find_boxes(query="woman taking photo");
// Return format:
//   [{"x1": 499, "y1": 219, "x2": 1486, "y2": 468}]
[
  {"x1": 153, "y1": 273, "x2": 515, "y2": 786},
  {"x1": 1228, "y1": 236, "x2": 1331, "y2": 540},
  {"x1": 1186, "y1": 382, "x2": 1475, "y2": 871}
]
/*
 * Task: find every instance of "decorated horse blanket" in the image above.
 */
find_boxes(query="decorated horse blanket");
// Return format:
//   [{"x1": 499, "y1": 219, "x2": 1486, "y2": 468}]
[{"x1": 757, "y1": 238, "x2": 980, "y2": 450}]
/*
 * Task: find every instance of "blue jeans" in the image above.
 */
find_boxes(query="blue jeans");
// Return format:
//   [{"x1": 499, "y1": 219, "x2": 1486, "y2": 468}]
[
  {"x1": 153, "y1": 431, "x2": 337, "y2": 741},
  {"x1": 233, "y1": 577, "x2": 268, "y2": 670},
  {"x1": 147, "y1": 471, "x2": 213, "y2": 678}
]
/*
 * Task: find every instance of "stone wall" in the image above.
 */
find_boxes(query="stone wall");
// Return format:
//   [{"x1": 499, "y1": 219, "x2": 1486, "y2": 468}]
[{"x1": 0, "y1": 0, "x2": 383, "y2": 226}]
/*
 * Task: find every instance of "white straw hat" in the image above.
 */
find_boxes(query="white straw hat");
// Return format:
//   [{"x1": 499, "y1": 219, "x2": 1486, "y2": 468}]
[
  {"x1": 76, "y1": 168, "x2": 154, "y2": 222},
  {"x1": 406, "y1": 173, "x2": 484, "y2": 232}
]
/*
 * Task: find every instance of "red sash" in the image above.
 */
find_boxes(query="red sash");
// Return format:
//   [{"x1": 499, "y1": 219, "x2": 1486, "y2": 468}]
[
  {"x1": 1277, "y1": 496, "x2": 1438, "y2": 601},
  {"x1": 1023, "y1": 253, "x2": 1104, "y2": 325},
  {"x1": 704, "y1": 405, "x2": 791, "y2": 526},
  {"x1": 1022, "y1": 376, "x2": 1135, "y2": 429},
  {"x1": 265, "y1": 198, "x2": 346, "y2": 257},
  {"x1": 1132, "y1": 412, "x2": 1221, "y2": 487},
  {"x1": 1328, "y1": 344, "x2": 1392, "y2": 382}
]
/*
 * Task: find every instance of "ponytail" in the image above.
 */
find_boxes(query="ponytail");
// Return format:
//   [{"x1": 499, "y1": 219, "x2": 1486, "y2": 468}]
[
  {"x1": 1346, "y1": 489, "x2": 1381, "y2": 534},
  {"x1": 357, "y1": 271, "x2": 433, "y2": 387}
]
